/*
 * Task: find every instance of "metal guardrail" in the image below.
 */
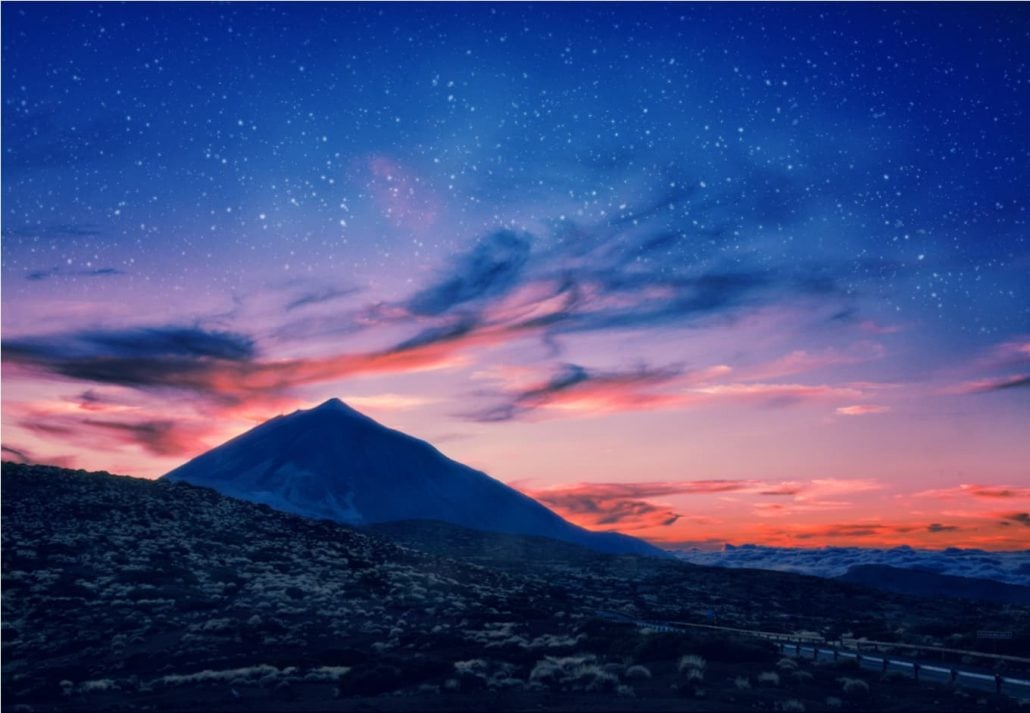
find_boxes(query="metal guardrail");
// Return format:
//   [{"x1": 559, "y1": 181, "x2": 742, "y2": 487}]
[
  {"x1": 840, "y1": 637, "x2": 1030, "y2": 665},
  {"x1": 594, "y1": 610, "x2": 1030, "y2": 700},
  {"x1": 779, "y1": 641, "x2": 1030, "y2": 700}
]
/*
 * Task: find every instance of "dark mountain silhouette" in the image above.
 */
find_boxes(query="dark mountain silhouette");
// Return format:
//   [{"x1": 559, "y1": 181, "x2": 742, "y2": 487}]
[{"x1": 163, "y1": 398, "x2": 663, "y2": 557}]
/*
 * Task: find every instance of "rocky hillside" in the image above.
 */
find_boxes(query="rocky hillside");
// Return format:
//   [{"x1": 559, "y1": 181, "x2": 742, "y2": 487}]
[{"x1": 3, "y1": 463, "x2": 1027, "y2": 712}]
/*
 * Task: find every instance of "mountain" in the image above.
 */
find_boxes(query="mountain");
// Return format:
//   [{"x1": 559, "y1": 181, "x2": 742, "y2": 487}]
[
  {"x1": 163, "y1": 398, "x2": 663, "y2": 557},
  {"x1": 836, "y1": 564, "x2": 1030, "y2": 605}
]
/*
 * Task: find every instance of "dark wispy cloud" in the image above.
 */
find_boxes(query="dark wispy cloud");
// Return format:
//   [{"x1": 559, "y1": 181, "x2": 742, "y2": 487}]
[
  {"x1": 999, "y1": 512, "x2": 1030, "y2": 527},
  {"x1": 526, "y1": 481, "x2": 730, "y2": 531},
  {"x1": 76, "y1": 418, "x2": 205, "y2": 456},
  {"x1": 927, "y1": 523, "x2": 959, "y2": 533},
  {"x1": 975, "y1": 375, "x2": 1030, "y2": 392},
  {"x1": 467, "y1": 362, "x2": 685, "y2": 422},
  {"x1": 2, "y1": 326, "x2": 257, "y2": 399},
  {"x1": 26, "y1": 266, "x2": 124, "y2": 281},
  {"x1": 524, "y1": 480, "x2": 764, "y2": 531},
  {"x1": 1, "y1": 445, "x2": 34, "y2": 462},
  {"x1": 406, "y1": 230, "x2": 532, "y2": 316},
  {"x1": 465, "y1": 360, "x2": 864, "y2": 422},
  {"x1": 284, "y1": 286, "x2": 360, "y2": 312},
  {"x1": 17, "y1": 411, "x2": 209, "y2": 458},
  {"x1": 2, "y1": 223, "x2": 102, "y2": 239},
  {"x1": 0, "y1": 443, "x2": 76, "y2": 469}
]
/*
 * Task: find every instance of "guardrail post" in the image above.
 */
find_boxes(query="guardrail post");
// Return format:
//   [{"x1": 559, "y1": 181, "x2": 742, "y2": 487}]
[{"x1": 995, "y1": 674, "x2": 1002, "y2": 695}]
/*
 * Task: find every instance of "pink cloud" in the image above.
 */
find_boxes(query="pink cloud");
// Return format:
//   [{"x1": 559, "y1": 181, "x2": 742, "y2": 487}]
[
  {"x1": 740, "y1": 342, "x2": 884, "y2": 381},
  {"x1": 913, "y1": 483, "x2": 1030, "y2": 501},
  {"x1": 835, "y1": 404, "x2": 891, "y2": 416}
]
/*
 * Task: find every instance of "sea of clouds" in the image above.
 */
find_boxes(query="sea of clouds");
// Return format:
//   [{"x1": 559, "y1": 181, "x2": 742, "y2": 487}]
[{"x1": 672, "y1": 545, "x2": 1030, "y2": 587}]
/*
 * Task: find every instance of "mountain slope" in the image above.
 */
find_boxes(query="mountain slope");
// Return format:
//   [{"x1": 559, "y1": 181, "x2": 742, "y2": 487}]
[
  {"x1": 163, "y1": 398, "x2": 663, "y2": 557},
  {"x1": 836, "y1": 564, "x2": 1030, "y2": 605}
]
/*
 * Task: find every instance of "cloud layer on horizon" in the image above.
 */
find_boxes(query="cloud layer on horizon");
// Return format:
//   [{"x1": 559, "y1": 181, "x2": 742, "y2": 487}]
[{"x1": 672, "y1": 544, "x2": 1030, "y2": 587}]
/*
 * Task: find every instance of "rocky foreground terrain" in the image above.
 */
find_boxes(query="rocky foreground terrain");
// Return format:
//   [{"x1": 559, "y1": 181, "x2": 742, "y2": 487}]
[{"x1": 3, "y1": 462, "x2": 1028, "y2": 711}]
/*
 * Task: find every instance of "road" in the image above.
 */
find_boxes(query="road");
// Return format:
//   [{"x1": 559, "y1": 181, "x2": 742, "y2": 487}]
[{"x1": 595, "y1": 610, "x2": 1030, "y2": 700}]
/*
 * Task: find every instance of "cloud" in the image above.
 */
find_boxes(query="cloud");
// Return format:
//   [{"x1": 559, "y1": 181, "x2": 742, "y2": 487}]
[
  {"x1": 14, "y1": 401, "x2": 213, "y2": 457},
  {"x1": 2, "y1": 223, "x2": 102, "y2": 239},
  {"x1": 523, "y1": 480, "x2": 753, "y2": 531},
  {"x1": 284, "y1": 286, "x2": 359, "y2": 312},
  {"x1": 926, "y1": 523, "x2": 959, "y2": 533},
  {"x1": 742, "y1": 343, "x2": 885, "y2": 381},
  {"x1": 672, "y1": 544, "x2": 1030, "y2": 587},
  {"x1": 2, "y1": 326, "x2": 258, "y2": 398},
  {"x1": 836, "y1": 404, "x2": 891, "y2": 416},
  {"x1": 0, "y1": 188, "x2": 896, "y2": 448},
  {"x1": 519, "y1": 478, "x2": 881, "y2": 532},
  {"x1": 976, "y1": 338, "x2": 1030, "y2": 371},
  {"x1": 340, "y1": 393, "x2": 437, "y2": 411},
  {"x1": 25, "y1": 266, "x2": 124, "y2": 281},
  {"x1": 957, "y1": 375, "x2": 1030, "y2": 394},
  {"x1": 1, "y1": 445, "x2": 34, "y2": 462},
  {"x1": 0, "y1": 443, "x2": 76, "y2": 469},
  {"x1": 913, "y1": 483, "x2": 1030, "y2": 500},
  {"x1": 999, "y1": 512, "x2": 1030, "y2": 527},
  {"x1": 407, "y1": 230, "x2": 532, "y2": 316},
  {"x1": 466, "y1": 360, "x2": 865, "y2": 422},
  {"x1": 76, "y1": 418, "x2": 208, "y2": 456},
  {"x1": 791, "y1": 522, "x2": 914, "y2": 539},
  {"x1": 466, "y1": 362, "x2": 687, "y2": 421}
]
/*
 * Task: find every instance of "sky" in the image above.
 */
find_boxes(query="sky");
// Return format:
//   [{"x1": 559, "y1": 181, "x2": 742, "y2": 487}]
[{"x1": 2, "y1": 2, "x2": 1028, "y2": 551}]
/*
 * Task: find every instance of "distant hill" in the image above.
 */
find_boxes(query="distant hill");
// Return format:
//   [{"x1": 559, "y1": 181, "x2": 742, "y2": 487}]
[
  {"x1": 836, "y1": 564, "x2": 1030, "y2": 605},
  {"x1": 164, "y1": 398, "x2": 664, "y2": 558}
]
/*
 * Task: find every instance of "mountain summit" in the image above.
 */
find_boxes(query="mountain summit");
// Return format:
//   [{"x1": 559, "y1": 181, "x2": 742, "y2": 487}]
[{"x1": 163, "y1": 398, "x2": 664, "y2": 557}]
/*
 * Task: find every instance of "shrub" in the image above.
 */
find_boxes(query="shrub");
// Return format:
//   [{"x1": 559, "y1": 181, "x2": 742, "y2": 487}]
[
  {"x1": 79, "y1": 679, "x2": 118, "y2": 693},
  {"x1": 837, "y1": 677, "x2": 870, "y2": 697},
  {"x1": 757, "y1": 671, "x2": 780, "y2": 686},
  {"x1": 338, "y1": 664, "x2": 404, "y2": 696},
  {"x1": 825, "y1": 695, "x2": 842, "y2": 708},
  {"x1": 780, "y1": 699, "x2": 805, "y2": 712},
  {"x1": 791, "y1": 670, "x2": 814, "y2": 683},
  {"x1": 777, "y1": 657, "x2": 799, "y2": 671},
  {"x1": 624, "y1": 664, "x2": 651, "y2": 680},
  {"x1": 734, "y1": 675, "x2": 751, "y2": 690},
  {"x1": 529, "y1": 655, "x2": 618, "y2": 693},
  {"x1": 677, "y1": 655, "x2": 706, "y2": 674},
  {"x1": 304, "y1": 666, "x2": 349, "y2": 682}
]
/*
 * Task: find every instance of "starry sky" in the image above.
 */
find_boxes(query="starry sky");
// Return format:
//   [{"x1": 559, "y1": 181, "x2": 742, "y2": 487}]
[{"x1": 3, "y1": 3, "x2": 1029, "y2": 550}]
